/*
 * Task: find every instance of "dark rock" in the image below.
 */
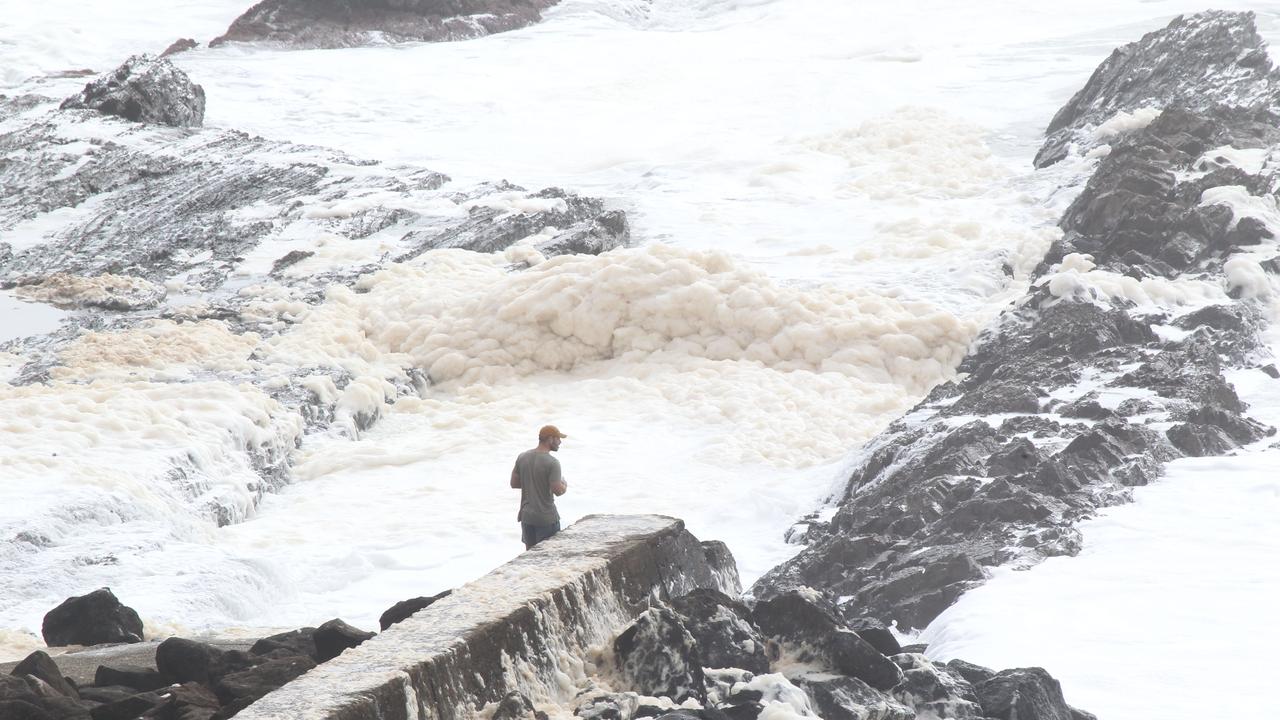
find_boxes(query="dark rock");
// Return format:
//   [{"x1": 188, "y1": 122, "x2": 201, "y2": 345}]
[
  {"x1": 847, "y1": 624, "x2": 901, "y2": 658},
  {"x1": 42, "y1": 588, "x2": 144, "y2": 647},
  {"x1": 613, "y1": 607, "x2": 704, "y2": 703},
  {"x1": 945, "y1": 658, "x2": 996, "y2": 686},
  {"x1": 160, "y1": 39, "x2": 199, "y2": 57},
  {"x1": 60, "y1": 55, "x2": 205, "y2": 128},
  {"x1": 76, "y1": 686, "x2": 136, "y2": 704},
  {"x1": 670, "y1": 589, "x2": 768, "y2": 674},
  {"x1": 0, "y1": 674, "x2": 43, "y2": 704},
  {"x1": 313, "y1": 619, "x2": 375, "y2": 662},
  {"x1": 899, "y1": 644, "x2": 928, "y2": 654},
  {"x1": 973, "y1": 667, "x2": 1076, "y2": 720},
  {"x1": 379, "y1": 590, "x2": 451, "y2": 630},
  {"x1": 211, "y1": 0, "x2": 562, "y2": 49},
  {"x1": 156, "y1": 638, "x2": 221, "y2": 684},
  {"x1": 249, "y1": 628, "x2": 317, "y2": 661},
  {"x1": 493, "y1": 691, "x2": 547, "y2": 720},
  {"x1": 716, "y1": 703, "x2": 762, "y2": 720},
  {"x1": 795, "y1": 674, "x2": 912, "y2": 720},
  {"x1": 88, "y1": 692, "x2": 163, "y2": 720},
  {"x1": 891, "y1": 653, "x2": 983, "y2": 719},
  {"x1": 0, "y1": 699, "x2": 55, "y2": 720},
  {"x1": 213, "y1": 654, "x2": 315, "y2": 706},
  {"x1": 93, "y1": 665, "x2": 169, "y2": 693},
  {"x1": 752, "y1": 590, "x2": 902, "y2": 690},
  {"x1": 11, "y1": 651, "x2": 78, "y2": 699},
  {"x1": 1166, "y1": 423, "x2": 1235, "y2": 456}
]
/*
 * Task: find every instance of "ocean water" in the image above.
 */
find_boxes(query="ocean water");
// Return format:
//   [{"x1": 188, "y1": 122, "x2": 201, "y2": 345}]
[{"x1": 2, "y1": 1, "x2": 1279, "y2": 716}]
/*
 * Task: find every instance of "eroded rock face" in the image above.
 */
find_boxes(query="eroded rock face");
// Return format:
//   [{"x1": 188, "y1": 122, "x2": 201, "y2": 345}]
[
  {"x1": 42, "y1": 588, "x2": 144, "y2": 647},
  {"x1": 754, "y1": 9, "x2": 1280, "y2": 632},
  {"x1": 60, "y1": 54, "x2": 205, "y2": 128},
  {"x1": 211, "y1": 0, "x2": 561, "y2": 49}
]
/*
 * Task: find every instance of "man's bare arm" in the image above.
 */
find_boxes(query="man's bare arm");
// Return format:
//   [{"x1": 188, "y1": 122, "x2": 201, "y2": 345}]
[
  {"x1": 551, "y1": 477, "x2": 567, "y2": 496},
  {"x1": 510, "y1": 468, "x2": 521, "y2": 489}
]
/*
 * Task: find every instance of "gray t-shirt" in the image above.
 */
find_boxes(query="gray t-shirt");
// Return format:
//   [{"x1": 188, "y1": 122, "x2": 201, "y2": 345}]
[{"x1": 513, "y1": 449, "x2": 561, "y2": 526}]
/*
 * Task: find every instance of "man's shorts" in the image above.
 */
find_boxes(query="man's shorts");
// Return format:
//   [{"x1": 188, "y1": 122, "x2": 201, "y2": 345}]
[{"x1": 522, "y1": 520, "x2": 561, "y2": 549}]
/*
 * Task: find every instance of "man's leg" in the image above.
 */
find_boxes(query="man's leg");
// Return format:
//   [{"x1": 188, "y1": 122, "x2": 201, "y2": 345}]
[
  {"x1": 525, "y1": 521, "x2": 561, "y2": 549},
  {"x1": 521, "y1": 522, "x2": 537, "y2": 550}
]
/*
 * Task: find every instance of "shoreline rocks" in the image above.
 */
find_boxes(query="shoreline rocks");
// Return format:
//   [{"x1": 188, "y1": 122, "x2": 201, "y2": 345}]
[
  {"x1": 210, "y1": 0, "x2": 562, "y2": 50},
  {"x1": 755, "y1": 9, "x2": 1280, "y2": 633}
]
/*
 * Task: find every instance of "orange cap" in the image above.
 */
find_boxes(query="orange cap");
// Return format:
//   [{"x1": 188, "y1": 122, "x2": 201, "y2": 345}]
[{"x1": 539, "y1": 425, "x2": 567, "y2": 440}]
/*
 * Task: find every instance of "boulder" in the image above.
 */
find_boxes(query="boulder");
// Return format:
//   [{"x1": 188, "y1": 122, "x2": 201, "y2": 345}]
[
  {"x1": 60, "y1": 55, "x2": 205, "y2": 128},
  {"x1": 492, "y1": 690, "x2": 548, "y2": 720},
  {"x1": 944, "y1": 658, "x2": 996, "y2": 686},
  {"x1": 213, "y1": 654, "x2": 316, "y2": 707},
  {"x1": 613, "y1": 607, "x2": 704, "y2": 703},
  {"x1": 379, "y1": 590, "x2": 451, "y2": 630},
  {"x1": 152, "y1": 682, "x2": 221, "y2": 720},
  {"x1": 795, "y1": 674, "x2": 912, "y2": 720},
  {"x1": 156, "y1": 637, "x2": 221, "y2": 684},
  {"x1": 88, "y1": 691, "x2": 164, "y2": 720},
  {"x1": 313, "y1": 619, "x2": 375, "y2": 662},
  {"x1": 210, "y1": 0, "x2": 562, "y2": 49},
  {"x1": 973, "y1": 667, "x2": 1077, "y2": 720},
  {"x1": 0, "y1": 699, "x2": 55, "y2": 720},
  {"x1": 42, "y1": 588, "x2": 144, "y2": 647},
  {"x1": 249, "y1": 628, "x2": 318, "y2": 661},
  {"x1": 670, "y1": 589, "x2": 769, "y2": 674},
  {"x1": 890, "y1": 654, "x2": 983, "y2": 719},
  {"x1": 11, "y1": 651, "x2": 78, "y2": 699},
  {"x1": 93, "y1": 665, "x2": 169, "y2": 693},
  {"x1": 752, "y1": 590, "x2": 902, "y2": 690}
]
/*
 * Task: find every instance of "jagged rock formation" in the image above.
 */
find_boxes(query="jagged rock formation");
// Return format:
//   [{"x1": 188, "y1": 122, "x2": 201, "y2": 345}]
[
  {"x1": 60, "y1": 54, "x2": 206, "y2": 127},
  {"x1": 210, "y1": 0, "x2": 561, "y2": 49},
  {"x1": 1036, "y1": 10, "x2": 1280, "y2": 167},
  {"x1": 754, "y1": 9, "x2": 1280, "y2": 632}
]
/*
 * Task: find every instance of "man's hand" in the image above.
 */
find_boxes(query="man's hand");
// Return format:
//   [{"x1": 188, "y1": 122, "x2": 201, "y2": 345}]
[
  {"x1": 551, "y1": 477, "x2": 567, "y2": 496},
  {"x1": 510, "y1": 468, "x2": 521, "y2": 489}
]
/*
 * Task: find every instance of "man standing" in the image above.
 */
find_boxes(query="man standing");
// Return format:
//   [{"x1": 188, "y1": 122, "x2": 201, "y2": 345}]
[{"x1": 510, "y1": 424, "x2": 569, "y2": 549}]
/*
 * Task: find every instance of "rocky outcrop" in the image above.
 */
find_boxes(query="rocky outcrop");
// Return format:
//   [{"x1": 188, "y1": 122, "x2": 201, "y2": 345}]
[
  {"x1": 60, "y1": 55, "x2": 205, "y2": 128},
  {"x1": 1036, "y1": 10, "x2": 1280, "y2": 167},
  {"x1": 42, "y1": 588, "x2": 144, "y2": 647},
  {"x1": 210, "y1": 0, "x2": 561, "y2": 50},
  {"x1": 755, "y1": 9, "x2": 1280, "y2": 632},
  {"x1": 605, "y1": 584, "x2": 1090, "y2": 720}
]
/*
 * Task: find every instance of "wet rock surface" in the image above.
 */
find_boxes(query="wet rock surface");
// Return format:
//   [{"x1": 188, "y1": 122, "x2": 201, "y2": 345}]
[
  {"x1": 210, "y1": 0, "x2": 562, "y2": 49},
  {"x1": 603, "y1": 585, "x2": 1089, "y2": 720},
  {"x1": 755, "y1": 8, "x2": 1280, "y2": 633}
]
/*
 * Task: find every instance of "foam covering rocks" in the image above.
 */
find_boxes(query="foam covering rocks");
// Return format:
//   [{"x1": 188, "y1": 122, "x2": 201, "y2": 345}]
[
  {"x1": 60, "y1": 54, "x2": 205, "y2": 128},
  {"x1": 211, "y1": 0, "x2": 561, "y2": 50},
  {"x1": 595, "y1": 584, "x2": 1090, "y2": 720},
  {"x1": 0, "y1": 79, "x2": 628, "y2": 551},
  {"x1": 755, "y1": 8, "x2": 1280, "y2": 632}
]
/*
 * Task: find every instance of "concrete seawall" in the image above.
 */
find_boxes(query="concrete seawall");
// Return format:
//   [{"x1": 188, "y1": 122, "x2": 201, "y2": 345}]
[{"x1": 236, "y1": 514, "x2": 740, "y2": 720}]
